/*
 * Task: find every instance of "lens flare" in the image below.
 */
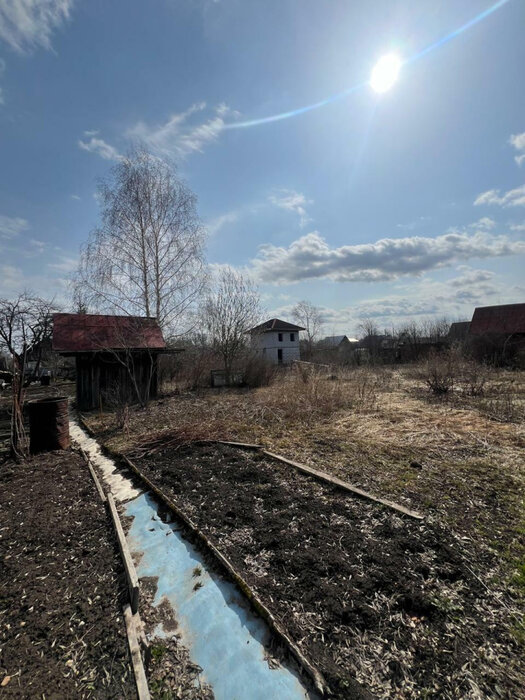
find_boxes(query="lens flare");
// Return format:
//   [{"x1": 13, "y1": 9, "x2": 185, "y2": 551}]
[
  {"x1": 370, "y1": 53, "x2": 402, "y2": 93},
  {"x1": 225, "y1": 0, "x2": 511, "y2": 130}
]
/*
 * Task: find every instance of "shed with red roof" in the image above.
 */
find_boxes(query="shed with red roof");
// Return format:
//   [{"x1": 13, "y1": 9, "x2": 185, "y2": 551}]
[{"x1": 52, "y1": 313, "x2": 166, "y2": 410}]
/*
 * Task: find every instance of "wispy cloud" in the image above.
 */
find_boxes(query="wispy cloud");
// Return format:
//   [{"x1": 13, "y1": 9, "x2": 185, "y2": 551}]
[
  {"x1": 29, "y1": 238, "x2": 45, "y2": 253},
  {"x1": 47, "y1": 254, "x2": 78, "y2": 272},
  {"x1": 474, "y1": 184, "x2": 525, "y2": 207},
  {"x1": 0, "y1": 0, "x2": 74, "y2": 53},
  {"x1": 0, "y1": 57, "x2": 5, "y2": 104},
  {"x1": 270, "y1": 265, "x2": 507, "y2": 334},
  {"x1": 0, "y1": 214, "x2": 29, "y2": 239},
  {"x1": 467, "y1": 216, "x2": 495, "y2": 230},
  {"x1": 206, "y1": 211, "x2": 239, "y2": 236},
  {"x1": 70, "y1": 194, "x2": 81, "y2": 200},
  {"x1": 250, "y1": 228, "x2": 525, "y2": 285},
  {"x1": 268, "y1": 189, "x2": 312, "y2": 228},
  {"x1": 510, "y1": 132, "x2": 525, "y2": 167},
  {"x1": 127, "y1": 102, "x2": 238, "y2": 159},
  {"x1": 78, "y1": 133, "x2": 121, "y2": 161}
]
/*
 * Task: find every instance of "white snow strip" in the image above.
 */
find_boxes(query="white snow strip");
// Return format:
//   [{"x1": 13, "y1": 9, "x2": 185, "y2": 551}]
[{"x1": 70, "y1": 421, "x2": 140, "y2": 502}]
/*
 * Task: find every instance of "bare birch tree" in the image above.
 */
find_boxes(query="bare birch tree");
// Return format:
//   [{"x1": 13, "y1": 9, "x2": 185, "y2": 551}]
[
  {"x1": 292, "y1": 300, "x2": 323, "y2": 358},
  {"x1": 203, "y1": 268, "x2": 261, "y2": 384},
  {"x1": 74, "y1": 147, "x2": 206, "y2": 335}
]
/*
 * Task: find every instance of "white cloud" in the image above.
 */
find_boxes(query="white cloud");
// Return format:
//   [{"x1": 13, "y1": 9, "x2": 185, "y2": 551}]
[
  {"x1": 0, "y1": 263, "x2": 71, "y2": 299},
  {"x1": 0, "y1": 214, "x2": 29, "y2": 239},
  {"x1": 474, "y1": 184, "x2": 525, "y2": 207},
  {"x1": 268, "y1": 266, "x2": 506, "y2": 335},
  {"x1": 0, "y1": 0, "x2": 73, "y2": 53},
  {"x1": 268, "y1": 189, "x2": 312, "y2": 228},
  {"x1": 468, "y1": 216, "x2": 495, "y2": 230},
  {"x1": 396, "y1": 216, "x2": 430, "y2": 231},
  {"x1": 250, "y1": 229, "x2": 525, "y2": 285},
  {"x1": 78, "y1": 135, "x2": 121, "y2": 161},
  {"x1": 127, "y1": 102, "x2": 237, "y2": 159},
  {"x1": 0, "y1": 57, "x2": 5, "y2": 105},
  {"x1": 510, "y1": 222, "x2": 525, "y2": 232},
  {"x1": 510, "y1": 132, "x2": 525, "y2": 167},
  {"x1": 29, "y1": 238, "x2": 45, "y2": 253},
  {"x1": 0, "y1": 263, "x2": 22, "y2": 291},
  {"x1": 70, "y1": 194, "x2": 81, "y2": 200},
  {"x1": 206, "y1": 211, "x2": 239, "y2": 236},
  {"x1": 47, "y1": 254, "x2": 77, "y2": 272}
]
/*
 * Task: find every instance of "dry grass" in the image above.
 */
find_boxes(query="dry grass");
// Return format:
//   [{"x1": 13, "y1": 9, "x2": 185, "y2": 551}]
[
  {"x1": 83, "y1": 363, "x2": 525, "y2": 695},
  {"x1": 85, "y1": 364, "x2": 525, "y2": 590}
]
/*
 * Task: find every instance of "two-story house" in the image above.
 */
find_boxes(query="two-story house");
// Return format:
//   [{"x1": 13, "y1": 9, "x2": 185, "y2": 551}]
[{"x1": 247, "y1": 318, "x2": 305, "y2": 365}]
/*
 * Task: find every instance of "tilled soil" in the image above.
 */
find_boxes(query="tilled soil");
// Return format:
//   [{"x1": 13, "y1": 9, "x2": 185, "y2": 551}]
[
  {"x1": 134, "y1": 443, "x2": 523, "y2": 699},
  {"x1": 0, "y1": 450, "x2": 135, "y2": 698}
]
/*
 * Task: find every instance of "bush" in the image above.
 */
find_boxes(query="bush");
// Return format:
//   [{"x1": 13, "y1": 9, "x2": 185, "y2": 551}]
[
  {"x1": 243, "y1": 355, "x2": 276, "y2": 388},
  {"x1": 419, "y1": 350, "x2": 456, "y2": 395}
]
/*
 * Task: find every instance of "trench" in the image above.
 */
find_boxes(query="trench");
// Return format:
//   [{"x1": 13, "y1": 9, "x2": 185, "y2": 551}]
[{"x1": 69, "y1": 421, "x2": 314, "y2": 700}]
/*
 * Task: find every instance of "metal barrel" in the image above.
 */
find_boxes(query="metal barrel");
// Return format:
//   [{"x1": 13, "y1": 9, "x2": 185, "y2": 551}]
[{"x1": 27, "y1": 396, "x2": 70, "y2": 453}]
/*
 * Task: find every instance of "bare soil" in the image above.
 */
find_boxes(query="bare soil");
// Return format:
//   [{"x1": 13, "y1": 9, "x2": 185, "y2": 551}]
[
  {"x1": 132, "y1": 442, "x2": 523, "y2": 699},
  {"x1": 0, "y1": 449, "x2": 134, "y2": 698},
  {"x1": 83, "y1": 366, "x2": 525, "y2": 697}
]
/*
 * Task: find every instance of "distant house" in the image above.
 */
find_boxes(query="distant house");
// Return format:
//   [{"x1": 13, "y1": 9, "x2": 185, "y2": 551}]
[
  {"x1": 447, "y1": 321, "x2": 471, "y2": 342},
  {"x1": 247, "y1": 318, "x2": 304, "y2": 365},
  {"x1": 319, "y1": 335, "x2": 358, "y2": 349},
  {"x1": 469, "y1": 303, "x2": 525, "y2": 337},
  {"x1": 52, "y1": 313, "x2": 167, "y2": 410},
  {"x1": 468, "y1": 303, "x2": 525, "y2": 365}
]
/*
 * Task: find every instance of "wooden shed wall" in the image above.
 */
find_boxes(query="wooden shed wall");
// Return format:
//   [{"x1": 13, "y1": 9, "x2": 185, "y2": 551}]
[{"x1": 75, "y1": 352, "x2": 158, "y2": 411}]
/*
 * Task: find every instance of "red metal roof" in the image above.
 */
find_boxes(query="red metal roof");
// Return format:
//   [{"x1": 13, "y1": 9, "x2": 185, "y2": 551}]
[
  {"x1": 247, "y1": 318, "x2": 305, "y2": 333},
  {"x1": 52, "y1": 313, "x2": 166, "y2": 352},
  {"x1": 469, "y1": 303, "x2": 525, "y2": 336}
]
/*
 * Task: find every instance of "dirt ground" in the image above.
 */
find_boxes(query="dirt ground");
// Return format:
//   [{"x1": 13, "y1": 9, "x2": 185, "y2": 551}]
[
  {"x1": 84, "y1": 365, "x2": 525, "y2": 698},
  {"x1": 130, "y1": 441, "x2": 523, "y2": 699},
  {"x1": 0, "y1": 449, "x2": 135, "y2": 698}
]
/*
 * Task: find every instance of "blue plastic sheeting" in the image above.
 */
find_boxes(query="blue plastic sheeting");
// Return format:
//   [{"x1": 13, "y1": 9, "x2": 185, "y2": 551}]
[{"x1": 125, "y1": 493, "x2": 313, "y2": 700}]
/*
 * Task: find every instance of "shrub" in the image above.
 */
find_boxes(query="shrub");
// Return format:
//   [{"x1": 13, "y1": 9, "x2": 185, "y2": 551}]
[
  {"x1": 419, "y1": 350, "x2": 456, "y2": 395},
  {"x1": 458, "y1": 359, "x2": 488, "y2": 396},
  {"x1": 243, "y1": 355, "x2": 276, "y2": 388}
]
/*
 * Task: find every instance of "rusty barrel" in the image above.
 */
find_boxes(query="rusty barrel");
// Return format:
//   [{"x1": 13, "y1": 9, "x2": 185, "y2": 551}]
[{"x1": 27, "y1": 396, "x2": 70, "y2": 453}]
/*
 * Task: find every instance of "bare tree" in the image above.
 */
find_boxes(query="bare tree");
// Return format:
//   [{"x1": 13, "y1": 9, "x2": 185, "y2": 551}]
[
  {"x1": 0, "y1": 294, "x2": 57, "y2": 458},
  {"x1": 203, "y1": 268, "x2": 261, "y2": 384},
  {"x1": 74, "y1": 147, "x2": 206, "y2": 335},
  {"x1": 291, "y1": 300, "x2": 323, "y2": 358},
  {"x1": 357, "y1": 317, "x2": 380, "y2": 340}
]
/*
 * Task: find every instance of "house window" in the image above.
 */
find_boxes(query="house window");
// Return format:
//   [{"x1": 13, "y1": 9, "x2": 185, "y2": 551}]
[
  {"x1": 277, "y1": 349, "x2": 283, "y2": 364},
  {"x1": 278, "y1": 333, "x2": 283, "y2": 342},
  {"x1": 290, "y1": 333, "x2": 295, "y2": 342}
]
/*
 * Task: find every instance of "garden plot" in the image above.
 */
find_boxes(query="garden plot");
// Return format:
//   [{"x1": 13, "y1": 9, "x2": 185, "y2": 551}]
[
  {"x1": 0, "y1": 450, "x2": 134, "y2": 697},
  {"x1": 133, "y1": 441, "x2": 524, "y2": 699}
]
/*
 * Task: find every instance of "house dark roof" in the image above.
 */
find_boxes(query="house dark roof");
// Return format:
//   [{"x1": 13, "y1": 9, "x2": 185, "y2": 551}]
[
  {"x1": 247, "y1": 318, "x2": 305, "y2": 333},
  {"x1": 319, "y1": 335, "x2": 357, "y2": 347},
  {"x1": 52, "y1": 313, "x2": 166, "y2": 353},
  {"x1": 469, "y1": 304, "x2": 525, "y2": 336}
]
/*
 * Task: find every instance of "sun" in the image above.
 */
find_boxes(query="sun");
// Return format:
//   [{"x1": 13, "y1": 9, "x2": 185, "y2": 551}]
[{"x1": 370, "y1": 53, "x2": 402, "y2": 93}]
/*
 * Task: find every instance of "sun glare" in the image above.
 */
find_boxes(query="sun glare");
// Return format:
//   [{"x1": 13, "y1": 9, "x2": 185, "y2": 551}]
[{"x1": 370, "y1": 53, "x2": 402, "y2": 93}]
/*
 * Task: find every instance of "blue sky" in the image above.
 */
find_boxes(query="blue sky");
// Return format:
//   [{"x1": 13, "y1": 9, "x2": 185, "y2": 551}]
[{"x1": 0, "y1": 0, "x2": 524, "y2": 334}]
